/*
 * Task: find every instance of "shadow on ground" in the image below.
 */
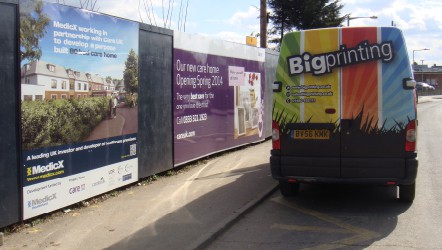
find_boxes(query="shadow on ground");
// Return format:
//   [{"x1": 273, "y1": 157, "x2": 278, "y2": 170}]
[{"x1": 105, "y1": 163, "x2": 275, "y2": 250}]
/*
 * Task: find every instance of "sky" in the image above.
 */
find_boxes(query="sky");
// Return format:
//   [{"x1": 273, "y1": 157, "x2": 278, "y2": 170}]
[
  {"x1": 26, "y1": 2, "x2": 139, "y2": 79},
  {"x1": 47, "y1": 0, "x2": 442, "y2": 67}
]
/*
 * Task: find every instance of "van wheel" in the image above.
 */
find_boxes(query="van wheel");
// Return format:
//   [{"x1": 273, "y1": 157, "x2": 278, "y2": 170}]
[
  {"x1": 279, "y1": 181, "x2": 300, "y2": 197},
  {"x1": 399, "y1": 182, "x2": 415, "y2": 202}
]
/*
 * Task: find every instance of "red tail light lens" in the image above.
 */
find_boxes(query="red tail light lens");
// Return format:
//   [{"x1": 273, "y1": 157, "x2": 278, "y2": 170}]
[
  {"x1": 405, "y1": 120, "x2": 417, "y2": 152},
  {"x1": 272, "y1": 120, "x2": 280, "y2": 150}
]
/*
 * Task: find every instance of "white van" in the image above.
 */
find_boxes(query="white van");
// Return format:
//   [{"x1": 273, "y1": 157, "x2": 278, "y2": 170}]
[{"x1": 271, "y1": 27, "x2": 418, "y2": 202}]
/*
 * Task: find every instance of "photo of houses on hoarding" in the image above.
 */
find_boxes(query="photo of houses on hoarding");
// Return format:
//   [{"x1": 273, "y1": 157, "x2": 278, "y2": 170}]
[
  {"x1": 19, "y1": 0, "x2": 139, "y2": 103},
  {"x1": 21, "y1": 60, "x2": 125, "y2": 101}
]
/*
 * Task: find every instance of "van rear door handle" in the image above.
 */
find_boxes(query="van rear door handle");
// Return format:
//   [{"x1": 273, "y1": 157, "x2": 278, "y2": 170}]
[{"x1": 325, "y1": 108, "x2": 336, "y2": 114}]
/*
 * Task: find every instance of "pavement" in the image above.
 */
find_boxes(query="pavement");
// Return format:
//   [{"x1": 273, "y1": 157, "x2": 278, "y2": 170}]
[
  {"x1": 418, "y1": 94, "x2": 440, "y2": 104},
  {"x1": 2, "y1": 95, "x2": 438, "y2": 250},
  {"x1": 1, "y1": 140, "x2": 278, "y2": 250}
]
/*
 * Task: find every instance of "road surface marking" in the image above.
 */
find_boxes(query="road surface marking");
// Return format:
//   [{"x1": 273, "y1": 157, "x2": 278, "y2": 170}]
[{"x1": 272, "y1": 197, "x2": 380, "y2": 250}]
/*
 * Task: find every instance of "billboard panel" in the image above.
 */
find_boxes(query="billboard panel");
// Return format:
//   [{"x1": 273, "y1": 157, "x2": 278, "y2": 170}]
[
  {"x1": 20, "y1": 1, "x2": 139, "y2": 219},
  {"x1": 173, "y1": 32, "x2": 266, "y2": 165}
]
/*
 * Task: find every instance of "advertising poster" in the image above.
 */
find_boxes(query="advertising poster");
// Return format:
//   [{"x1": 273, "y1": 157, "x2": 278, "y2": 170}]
[
  {"x1": 173, "y1": 32, "x2": 266, "y2": 165},
  {"x1": 20, "y1": 1, "x2": 139, "y2": 219}
]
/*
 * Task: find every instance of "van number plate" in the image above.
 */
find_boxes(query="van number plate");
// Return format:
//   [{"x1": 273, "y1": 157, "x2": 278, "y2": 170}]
[{"x1": 292, "y1": 129, "x2": 330, "y2": 140}]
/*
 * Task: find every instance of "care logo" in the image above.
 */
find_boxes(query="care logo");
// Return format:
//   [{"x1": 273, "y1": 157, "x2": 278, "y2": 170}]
[
  {"x1": 69, "y1": 184, "x2": 86, "y2": 194},
  {"x1": 26, "y1": 160, "x2": 65, "y2": 176}
]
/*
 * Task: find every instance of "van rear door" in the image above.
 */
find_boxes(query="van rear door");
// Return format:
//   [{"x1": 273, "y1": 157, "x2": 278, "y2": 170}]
[
  {"x1": 274, "y1": 28, "x2": 341, "y2": 178},
  {"x1": 273, "y1": 27, "x2": 416, "y2": 179},
  {"x1": 339, "y1": 27, "x2": 415, "y2": 178}
]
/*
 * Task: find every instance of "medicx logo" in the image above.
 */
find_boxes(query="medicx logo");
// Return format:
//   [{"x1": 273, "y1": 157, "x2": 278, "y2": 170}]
[
  {"x1": 27, "y1": 193, "x2": 57, "y2": 209},
  {"x1": 26, "y1": 160, "x2": 65, "y2": 176}
]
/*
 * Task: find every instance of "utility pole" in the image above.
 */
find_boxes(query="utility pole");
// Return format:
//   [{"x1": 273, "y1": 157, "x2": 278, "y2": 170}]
[{"x1": 260, "y1": 0, "x2": 267, "y2": 48}]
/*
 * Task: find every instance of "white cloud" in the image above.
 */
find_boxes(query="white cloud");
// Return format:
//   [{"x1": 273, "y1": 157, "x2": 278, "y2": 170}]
[
  {"x1": 192, "y1": 6, "x2": 260, "y2": 44},
  {"x1": 226, "y1": 6, "x2": 259, "y2": 26},
  {"x1": 209, "y1": 7, "x2": 261, "y2": 44},
  {"x1": 212, "y1": 31, "x2": 247, "y2": 45},
  {"x1": 99, "y1": 0, "x2": 150, "y2": 23}
]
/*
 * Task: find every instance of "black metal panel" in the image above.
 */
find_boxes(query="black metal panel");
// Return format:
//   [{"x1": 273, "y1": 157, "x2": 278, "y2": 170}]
[
  {"x1": 138, "y1": 24, "x2": 174, "y2": 178},
  {"x1": 0, "y1": 0, "x2": 20, "y2": 228},
  {"x1": 264, "y1": 49, "x2": 279, "y2": 138}
]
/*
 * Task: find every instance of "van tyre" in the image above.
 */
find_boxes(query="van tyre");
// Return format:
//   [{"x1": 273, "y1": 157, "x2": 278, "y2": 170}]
[
  {"x1": 399, "y1": 182, "x2": 415, "y2": 202},
  {"x1": 279, "y1": 181, "x2": 300, "y2": 197}
]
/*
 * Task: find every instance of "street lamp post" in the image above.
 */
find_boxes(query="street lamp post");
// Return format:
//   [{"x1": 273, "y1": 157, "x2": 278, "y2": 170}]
[
  {"x1": 421, "y1": 60, "x2": 425, "y2": 82},
  {"x1": 347, "y1": 15, "x2": 378, "y2": 26},
  {"x1": 412, "y1": 48, "x2": 430, "y2": 69}
]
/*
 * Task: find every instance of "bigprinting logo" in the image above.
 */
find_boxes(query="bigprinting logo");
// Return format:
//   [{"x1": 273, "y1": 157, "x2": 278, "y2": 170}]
[
  {"x1": 26, "y1": 161, "x2": 65, "y2": 181},
  {"x1": 27, "y1": 193, "x2": 57, "y2": 209},
  {"x1": 287, "y1": 40, "x2": 394, "y2": 76}
]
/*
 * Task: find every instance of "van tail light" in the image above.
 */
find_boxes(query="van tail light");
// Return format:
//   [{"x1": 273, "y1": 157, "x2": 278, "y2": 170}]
[
  {"x1": 272, "y1": 120, "x2": 280, "y2": 150},
  {"x1": 405, "y1": 120, "x2": 417, "y2": 152}
]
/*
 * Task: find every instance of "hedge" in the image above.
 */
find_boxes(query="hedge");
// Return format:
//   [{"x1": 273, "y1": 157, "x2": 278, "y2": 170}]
[{"x1": 21, "y1": 97, "x2": 109, "y2": 151}]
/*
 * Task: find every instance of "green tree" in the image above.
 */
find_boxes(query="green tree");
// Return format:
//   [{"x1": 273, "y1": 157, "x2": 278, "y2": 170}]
[
  {"x1": 268, "y1": 0, "x2": 346, "y2": 46},
  {"x1": 20, "y1": 0, "x2": 50, "y2": 62},
  {"x1": 123, "y1": 49, "x2": 138, "y2": 94}
]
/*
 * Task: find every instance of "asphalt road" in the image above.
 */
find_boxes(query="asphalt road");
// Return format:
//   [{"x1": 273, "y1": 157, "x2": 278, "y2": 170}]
[{"x1": 207, "y1": 96, "x2": 442, "y2": 249}]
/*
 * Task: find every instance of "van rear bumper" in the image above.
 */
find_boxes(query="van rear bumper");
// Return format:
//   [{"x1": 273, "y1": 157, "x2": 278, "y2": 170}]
[{"x1": 270, "y1": 151, "x2": 418, "y2": 185}]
